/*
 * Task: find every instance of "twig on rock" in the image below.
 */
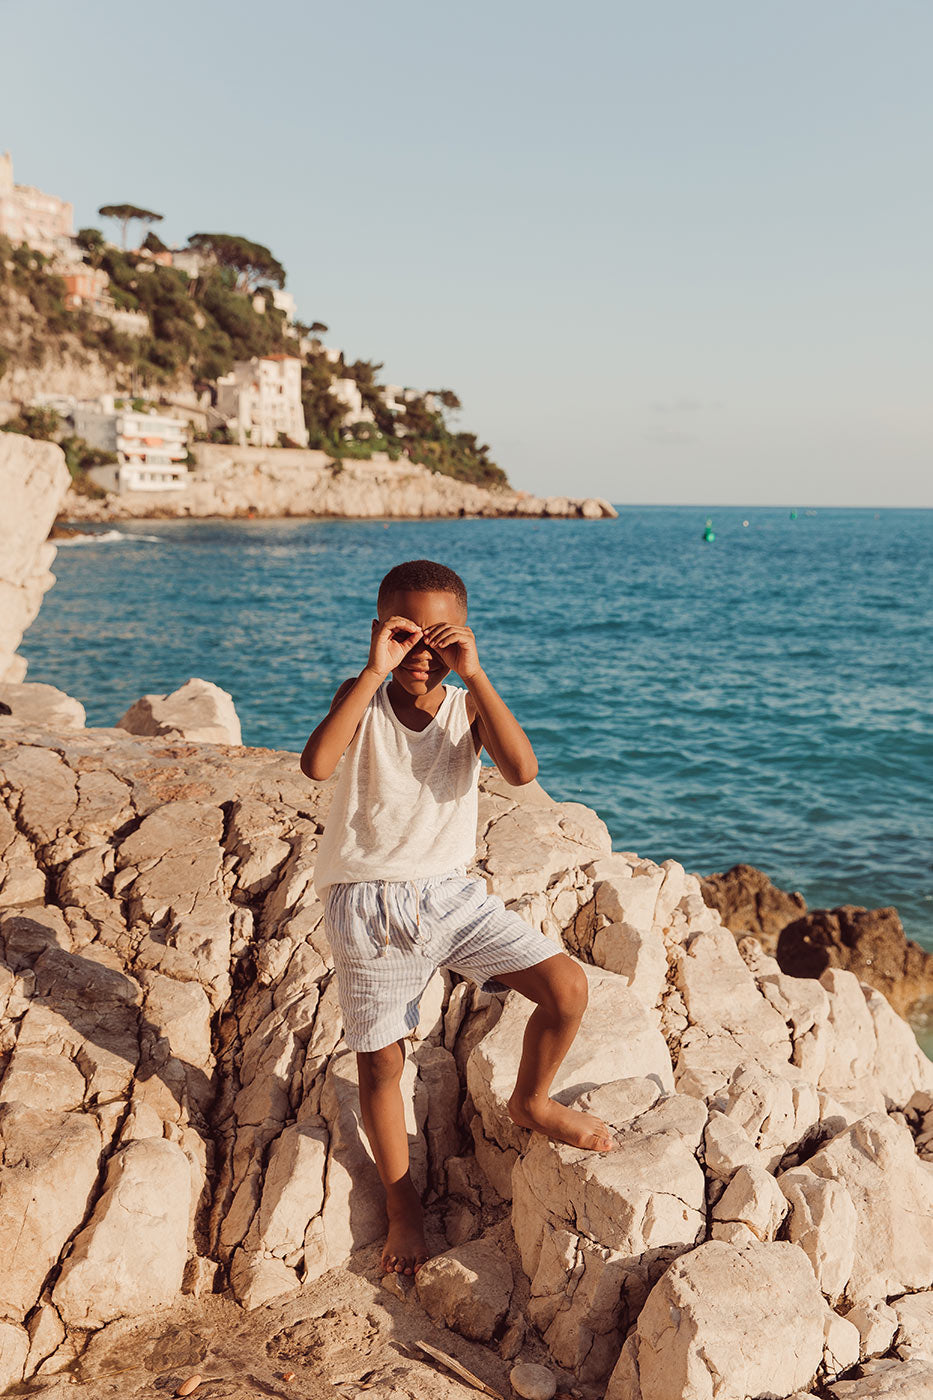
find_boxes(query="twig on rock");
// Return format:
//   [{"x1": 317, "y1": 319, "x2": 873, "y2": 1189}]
[{"x1": 412, "y1": 1339, "x2": 506, "y2": 1399}]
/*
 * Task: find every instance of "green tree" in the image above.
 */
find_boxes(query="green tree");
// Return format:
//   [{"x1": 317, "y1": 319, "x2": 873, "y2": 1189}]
[
  {"x1": 75, "y1": 227, "x2": 106, "y2": 268},
  {"x1": 142, "y1": 230, "x2": 170, "y2": 255},
  {"x1": 98, "y1": 204, "x2": 164, "y2": 251},
  {"x1": 1, "y1": 405, "x2": 61, "y2": 440},
  {"x1": 187, "y1": 234, "x2": 286, "y2": 294}
]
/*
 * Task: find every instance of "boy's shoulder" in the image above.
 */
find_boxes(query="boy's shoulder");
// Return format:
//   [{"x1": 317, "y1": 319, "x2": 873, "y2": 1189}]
[{"x1": 330, "y1": 676, "x2": 361, "y2": 711}]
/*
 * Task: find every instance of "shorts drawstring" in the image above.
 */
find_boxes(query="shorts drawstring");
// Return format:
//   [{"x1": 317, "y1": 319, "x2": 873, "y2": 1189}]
[{"x1": 379, "y1": 880, "x2": 420, "y2": 955}]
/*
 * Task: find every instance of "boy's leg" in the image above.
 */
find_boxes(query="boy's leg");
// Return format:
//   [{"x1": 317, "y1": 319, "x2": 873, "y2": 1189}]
[
  {"x1": 357, "y1": 1040, "x2": 428, "y2": 1275},
  {"x1": 497, "y1": 953, "x2": 613, "y2": 1152}
]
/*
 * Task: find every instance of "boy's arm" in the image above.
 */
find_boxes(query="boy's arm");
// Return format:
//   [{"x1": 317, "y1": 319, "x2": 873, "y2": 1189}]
[
  {"x1": 464, "y1": 673, "x2": 538, "y2": 785},
  {"x1": 299, "y1": 614, "x2": 427, "y2": 781},
  {"x1": 422, "y1": 622, "x2": 538, "y2": 786},
  {"x1": 299, "y1": 671, "x2": 381, "y2": 780}
]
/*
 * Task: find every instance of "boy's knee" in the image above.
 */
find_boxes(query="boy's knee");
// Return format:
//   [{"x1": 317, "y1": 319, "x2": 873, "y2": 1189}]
[
  {"x1": 358, "y1": 1043, "x2": 404, "y2": 1087},
  {"x1": 551, "y1": 957, "x2": 588, "y2": 1021}
]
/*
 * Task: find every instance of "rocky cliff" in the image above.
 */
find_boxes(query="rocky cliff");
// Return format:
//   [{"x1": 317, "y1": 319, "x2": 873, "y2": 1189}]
[
  {"x1": 0, "y1": 433, "x2": 71, "y2": 683},
  {"x1": 60, "y1": 443, "x2": 618, "y2": 523},
  {"x1": 1, "y1": 688, "x2": 932, "y2": 1400}
]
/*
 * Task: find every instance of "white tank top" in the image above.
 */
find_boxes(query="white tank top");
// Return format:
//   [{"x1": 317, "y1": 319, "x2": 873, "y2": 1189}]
[{"x1": 312, "y1": 678, "x2": 482, "y2": 894}]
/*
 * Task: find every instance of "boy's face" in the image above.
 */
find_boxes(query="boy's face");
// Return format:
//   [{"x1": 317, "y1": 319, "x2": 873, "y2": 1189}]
[{"x1": 378, "y1": 587, "x2": 467, "y2": 695}]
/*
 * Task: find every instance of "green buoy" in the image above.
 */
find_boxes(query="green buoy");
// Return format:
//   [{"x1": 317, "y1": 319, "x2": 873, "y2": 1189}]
[
  {"x1": 790, "y1": 510, "x2": 798, "y2": 519},
  {"x1": 703, "y1": 517, "x2": 715, "y2": 543}
]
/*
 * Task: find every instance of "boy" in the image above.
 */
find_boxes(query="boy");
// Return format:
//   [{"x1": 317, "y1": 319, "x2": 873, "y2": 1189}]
[{"x1": 301, "y1": 559, "x2": 611, "y2": 1277}]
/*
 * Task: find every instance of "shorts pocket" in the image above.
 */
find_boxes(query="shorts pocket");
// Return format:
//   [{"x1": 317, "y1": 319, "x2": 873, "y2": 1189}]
[{"x1": 325, "y1": 884, "x2": 387, "y2": 961}]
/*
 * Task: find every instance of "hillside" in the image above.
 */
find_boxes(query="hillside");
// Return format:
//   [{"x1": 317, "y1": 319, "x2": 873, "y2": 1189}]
[{"x1": 0, "y1": 234, "x2": 507, "y2": 489}]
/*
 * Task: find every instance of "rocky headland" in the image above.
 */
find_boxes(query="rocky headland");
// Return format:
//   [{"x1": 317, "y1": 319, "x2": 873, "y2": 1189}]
[
  {"x1": 58, "y1": 443, "x2": 618, "y2": 524},
  {"x1": 2, "y1": 430, "x2": 933, "y2": 1400},
  {"x1": 1, "y1": 682, "x2": 933, "y2": 1400}
]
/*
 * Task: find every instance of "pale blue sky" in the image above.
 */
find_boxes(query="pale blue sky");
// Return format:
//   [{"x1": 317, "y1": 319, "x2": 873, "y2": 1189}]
[{"x1": 3, "y1": 0, "x2": 930, "y2": 504}]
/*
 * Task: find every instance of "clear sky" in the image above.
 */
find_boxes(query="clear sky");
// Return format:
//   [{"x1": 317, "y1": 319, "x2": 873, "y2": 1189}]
[{"x1": 3, "y1": 0, "x2": 930, "y2": 505}]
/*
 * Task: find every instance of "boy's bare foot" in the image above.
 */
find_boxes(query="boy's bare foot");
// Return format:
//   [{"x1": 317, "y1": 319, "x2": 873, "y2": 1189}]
[
  {"x1": 382, "y1": 1179, "x2": 428, "y2": 1275},
  {"x1": 508, "y1": 1092, "x2": 613, "y2": 1152}
]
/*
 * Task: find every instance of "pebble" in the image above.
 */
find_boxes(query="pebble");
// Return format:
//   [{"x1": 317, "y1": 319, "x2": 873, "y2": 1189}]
[
  {"x1": 175, "y1": 1379, "x2": 201, "y2": 1398},
  {"x1": 282, "y1": 1373, "x2": 296, "y2": 1383},
  {"x1": 510, "y1": 1361, "x2": 557, "y2": 1400},
  {"x1": 380, "y1": 1271, "x2": 415, "y2": 1299}
]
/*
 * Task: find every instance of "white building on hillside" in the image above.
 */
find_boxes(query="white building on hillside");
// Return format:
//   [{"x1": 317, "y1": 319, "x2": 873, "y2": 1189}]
[
  {"x1": 72, "y1": 396, "x2": 188, "y2": 493},
  {"x1": 329, "y1": 377, "x2": 375, "y2": 426},
  {"x1": 169, "y1": 247, "x2": 214, "y2": 279},
  {"x1": 215, "y1": 354, "x2": 309, "y2": 448},
  {"x1": 0, "y1": 151, "x2": 74, "y2": 258}
]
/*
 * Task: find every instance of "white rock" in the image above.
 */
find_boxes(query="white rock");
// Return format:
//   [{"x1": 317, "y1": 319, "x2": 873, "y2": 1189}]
[
  {"x1": 711, "y1": 1164, "x2": 789, "y2": 1242},
  {"x1": 0, "y1": 681, "x2": 85, "y2": 729},
  {"x1": 0, "y1": 1320, "x2": 29, "y2": 1391},
  {"x1": 482, "y1": 795, "x2": 610, "y2": 903},
  {"x1": 779, "y1": 1171, "x2": 858, "y2": 1302},
  {"x1": 607, "y1": 1240, "x2": 825, "y2": 1400},
  {"x1": 0, "y1": 1047, "x2": 87, "y2": 1111},
  {"x1": 891, "y1": 1291, "x2": 933, "y2": 1360},
  {"x1": 512, "y1": 1086, "x2": 707, "y2": 1378},
  {"x1": 117, "y1": 676, "x2": 242, "y2": 744},
  {"x1": 0, "y1": 1104, "x2": 102, "y2": 1320},
  {"x1": 0, "y1": 433, "x2": 71, "y2": 682},
  {"x1": 816, "y1": 970, "x2": 886, "y2": 1112},
  {"x1": 711, "y1": 1063, "x2": 821, "y2": 1171},
  {"x1": 823, "y1": 1308, "x2": 861, "y2": 1378},
  {"x1": 227, "y1": 1249, "x2": 300, "y2": 1309},
  {"x1": 780, "y1": 1112, "x2": 933, "y2": 1305},
  {"x1": 53, "y1": 1138, "x2": 191, "y2": 1328},
  {"x1": 251, "y1": 1119, "x2": 329, "y2": 1259},
  {"x1": 653, "y1": 860, "x2": 687, "y2": 928},
  {"x1": 827, "y1": 1357, "x2": 933, "y2": 1396},
  {"x1": 24, "y1": 1301, "x2": 64, "y2": 1374},
  {"x1": 846, "y1": 1301, "x2": 899, "y2": 1360},
  {"x1": 675, "y1": 929, "x2": 790, "y2": 1048},
  {"x1": 594, "y1": 870, "x2": 665, "y2": 930},
  {"x1": 703, "y1": 1110, "x2": 763, "y2": 1182},
  {"x1": 415, "y1": 1239, "x2": 513, "y2": 1342},
  {"x1": 591, "y1": 921, "x2": 668, "y2": 1010}
]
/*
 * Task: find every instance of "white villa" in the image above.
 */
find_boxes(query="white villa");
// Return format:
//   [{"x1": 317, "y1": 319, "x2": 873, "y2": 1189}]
[
  {"x1": 214, "y1": 354, "x2": 308, "y2": 448},
  {"x1": 0, "y1": 151, "x2": 74, "y2": 259},
  {"x1": 71, "y1": 396, "x2": 188, "y2": 493}
]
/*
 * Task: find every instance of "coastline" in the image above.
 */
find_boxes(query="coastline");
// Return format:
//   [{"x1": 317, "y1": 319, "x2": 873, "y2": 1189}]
[{"x1": 58, "y1": 444, "x2": 618, "y2": 524}]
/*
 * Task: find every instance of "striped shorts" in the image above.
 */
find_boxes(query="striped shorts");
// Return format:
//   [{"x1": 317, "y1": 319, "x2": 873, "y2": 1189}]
[{"x1": 323, "y1": 868, "x2": 559, "y2": 1052}]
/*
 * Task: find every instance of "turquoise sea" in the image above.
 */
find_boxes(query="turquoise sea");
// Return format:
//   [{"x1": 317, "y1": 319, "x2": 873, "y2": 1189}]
[{"x1": 23, "y1": 506, "x2": 933, "y2": 950}]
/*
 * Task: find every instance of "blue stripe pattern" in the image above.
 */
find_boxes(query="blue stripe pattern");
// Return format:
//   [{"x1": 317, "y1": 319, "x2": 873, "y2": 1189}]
[{"x1": 323, "y1": 868, "x2": 558, "y2": 1051}]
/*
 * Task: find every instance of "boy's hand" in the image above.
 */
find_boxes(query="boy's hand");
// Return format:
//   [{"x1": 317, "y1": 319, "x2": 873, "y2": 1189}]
[
  {"x1": 421, "y1": 623, "x2": 482, "y2": 681},
  {"x1": 367, "y1": 616, "x2": 424, "y2": 677}
]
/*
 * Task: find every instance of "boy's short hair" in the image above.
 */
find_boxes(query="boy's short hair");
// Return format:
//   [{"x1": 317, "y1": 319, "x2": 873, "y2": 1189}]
[{"x1": 378, "y1": 559, "x2": 468, "y2": 611}]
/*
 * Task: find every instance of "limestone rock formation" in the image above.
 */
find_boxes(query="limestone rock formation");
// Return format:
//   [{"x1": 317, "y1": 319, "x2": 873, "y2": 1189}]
[
  {"x1": 605, "y1": 1240, "x2": 826, "y2": 1400},
  {"x1": 1, "y1": 708, "x2": 932, "y2": 1396},
  {"x1": 116, "y1": 677, "x2": 242, "y2": 745},
  {"x1": 414, "y1": 1239, "x2": 513, "y2": 1342},
  {"x1": 0, "y1": 432, "x2": 72, "y2": 682},
  {"x1": 59, "y1": 443, "x2": 618, "y2": 524},
  {"x1": 0, "y1": 682, "x2": 85, "y2": 730}
]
